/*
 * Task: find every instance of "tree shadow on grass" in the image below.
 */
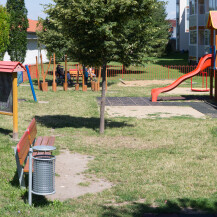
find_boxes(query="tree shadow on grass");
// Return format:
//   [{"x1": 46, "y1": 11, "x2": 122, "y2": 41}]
[
  {"x1": 0, "y1": 128, "x2": 12, "y2": 135},
  {"x1": 101, "y1": 198, "x2": 217, "y2": 216},
  {"x1": 35, "y1": 115, "x2": 133, "y2": 132}
]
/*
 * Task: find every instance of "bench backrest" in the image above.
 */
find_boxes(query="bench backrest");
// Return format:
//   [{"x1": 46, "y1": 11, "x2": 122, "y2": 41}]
[
  {"x1": 26, "y1": 118, "x2": 37, "y2": 145},
  {"x1": 16, "y1": 131, "x2": 31, "y2": 165},
  {"x1": 69, "y1": 70, "x2": 82, "y2": 76},
  {"x1": 16, "y1": 118, "x2": 37, "y2": 165}
]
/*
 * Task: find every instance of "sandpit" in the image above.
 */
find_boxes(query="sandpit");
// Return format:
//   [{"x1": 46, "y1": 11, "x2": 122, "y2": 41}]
[
  {"x1": 118, "y1": 80, "x2": 174, "y2": 87},
  {"x1": 105, "y1": 106, "x2": 205, "y2": 119}
]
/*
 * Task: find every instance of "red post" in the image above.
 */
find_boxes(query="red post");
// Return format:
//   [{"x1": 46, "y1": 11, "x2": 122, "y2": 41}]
[
  {"x1": 122, "y1": 65, "x2": 124, "y2": 79},
  {"x1": 168, "y1": 66, "x2": 169, "y2": 79}
]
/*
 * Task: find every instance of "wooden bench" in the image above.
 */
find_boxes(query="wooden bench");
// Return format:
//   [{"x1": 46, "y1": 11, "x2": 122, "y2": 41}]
[
  {"x1": 14, "y1": 118, "x2": 55, "y2": 188},
  {"x1": 69, "y1": 69, "x2": 83, "y2": 77},
  {"x1": 69, "y1": 69, "x2": 95, "y2": 78}
]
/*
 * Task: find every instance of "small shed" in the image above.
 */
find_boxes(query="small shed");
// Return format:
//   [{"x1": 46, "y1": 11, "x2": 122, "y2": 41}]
[
  {"x1": 206, "y1": 11, "x2": 217, "y2": 29},
  {"x1": 0, "y1": 61, "x2": 26, "y2": 139},
  {"x1": 206, "y1": 11, "x2": 217, "y2": 101},
  {"x1": 0, "y1": 61, "x2": 26, "y2": 73}
]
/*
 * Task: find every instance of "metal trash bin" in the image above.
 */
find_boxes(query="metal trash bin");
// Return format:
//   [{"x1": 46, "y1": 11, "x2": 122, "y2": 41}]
[
  {"x1": 28, "y1": 145, "x2": 56, "y2": 205},
  {"x1": 32, "y1": 154, "x2": 56, "y2": 195}
]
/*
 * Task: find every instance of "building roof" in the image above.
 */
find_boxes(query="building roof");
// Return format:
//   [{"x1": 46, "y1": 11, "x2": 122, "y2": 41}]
[
  {"x1": 206, "y1": 11, "x2": 217, "y2": 29},
  {"x1": 27, "y1": 19, "x2": 41, "y2": 33},
  {"x1": 168, "y1": 19, "x2": 176, "y2": 28},
  {"x1": 0, "y1": 61, "x2": 26, "y2": 73}
]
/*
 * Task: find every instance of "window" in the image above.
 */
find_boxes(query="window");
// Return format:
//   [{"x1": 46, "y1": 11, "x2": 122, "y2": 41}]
[
  {"x1": 210, "y1": 0, "x2": 215, "y2": 10},
  {"x1": 190, "y1": 31, "x2": 197, "y2": 44},
  {"x1": 205, "y1": 0, "x2": 209, "y2": 12},
  {"x1": 204, "y1": 30, "x2": 210, "y2": 45},
  {"x1": 185, "y1": 8, "x2": 189, "y2": 32},
  {"x1": 190, "y1": 0, "x2": 198, "y2": 15},
  {"x1": 198, "y1": 30, "x2": 204, "y2": 45},
  {"x1": 190, "y1": 0, "x2": 195, "y2": 15},
  {"x1": 198, "y1": 0, "x2": 204, "y2": 14}
]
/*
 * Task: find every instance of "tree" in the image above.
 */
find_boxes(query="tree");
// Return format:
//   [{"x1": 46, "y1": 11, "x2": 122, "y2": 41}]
[
  {"x1": 6, "y1": 0, "x2": 28, "y2": 63},
  {"x1": 146, "y1": 1, "x2": 170, "y2": 57},
  {"x1": 42, "y1": 0, "x2": 170, "y2": 133},
  {"x1": 0, "y1": 5, "x2": 10, "y2": 61},
  {"x1": 37, "y1": 17, "x2": 71, "y2": 61}
]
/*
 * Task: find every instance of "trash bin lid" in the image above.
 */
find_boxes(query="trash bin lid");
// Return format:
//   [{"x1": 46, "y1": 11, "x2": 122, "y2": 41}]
[{"x1": 33, "y1": 145, "x2": 56, "y2": 152}]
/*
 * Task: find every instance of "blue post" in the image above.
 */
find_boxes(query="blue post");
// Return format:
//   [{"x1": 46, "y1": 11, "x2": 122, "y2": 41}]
[{"x1": 25, "y1": 65, "x2": 37, "y2": 102}]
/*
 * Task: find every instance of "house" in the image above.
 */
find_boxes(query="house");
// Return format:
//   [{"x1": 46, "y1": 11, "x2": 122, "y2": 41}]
[
  {"x1": 168, "y1": 19, "x2": 176, "y2": 39},
  {"x1": 176, "y1": 0, "x2": 217, "y2": 64},
  {"x1": 3, "y1": 19, "x2": 48, "y2": 65},
  {"x1": 176, "y1": 0, "x2": 189, "y2": 52}
]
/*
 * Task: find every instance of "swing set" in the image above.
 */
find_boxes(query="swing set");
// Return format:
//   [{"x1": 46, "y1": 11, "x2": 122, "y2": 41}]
[{"x1": 36, "y1": 54, "x2": 107, "y2": 92}]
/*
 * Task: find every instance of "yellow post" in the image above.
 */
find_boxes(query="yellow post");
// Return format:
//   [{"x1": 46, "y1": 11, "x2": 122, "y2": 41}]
[{"x1": 12, "y1": 72, "x2": 18, "y2": 140}]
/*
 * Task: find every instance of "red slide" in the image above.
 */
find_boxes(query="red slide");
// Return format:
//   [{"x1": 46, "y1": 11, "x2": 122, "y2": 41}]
[{"x1": 151, "y1": 54, "x2": 212, "y2": 102}]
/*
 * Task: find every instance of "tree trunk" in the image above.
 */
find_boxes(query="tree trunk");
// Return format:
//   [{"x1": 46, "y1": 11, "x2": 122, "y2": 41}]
[{"x1": 99, "y1": 63, "x2": 107, "y2": 134}]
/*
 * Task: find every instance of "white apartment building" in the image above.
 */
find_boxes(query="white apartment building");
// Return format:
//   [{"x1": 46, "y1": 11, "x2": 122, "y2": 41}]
[
  {"x1": 176, "y1": 0, "x2": 189, "y2": 51},
  {"x1": 177, "y1": 0, "x2": 217, "y2": 64}
]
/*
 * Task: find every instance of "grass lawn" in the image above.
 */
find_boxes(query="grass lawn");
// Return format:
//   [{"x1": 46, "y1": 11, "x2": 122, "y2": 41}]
[
  {"x1": 0, "y1": 50, "x2": 217, "y2": 217},
  {"x1": 0, "y1": 59, "x2": 216, "y2": 216}
]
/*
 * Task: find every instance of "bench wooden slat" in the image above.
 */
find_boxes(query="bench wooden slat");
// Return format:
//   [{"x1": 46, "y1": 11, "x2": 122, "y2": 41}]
[
  {"x1": 17, "y1": 131, "x2": 31, "y2": 165},
  {"x1": 47, "y1": 137, "x2": 55, "y2": 146},
  {"x1": 27, "y1": 118, "x2": 37, "y2": 144},
  {"x1": 35, "y1": 136, "x2": 43, "y2": 146},
  {"x1": 41, "y1": 136, "x2": 49, "y2": 146}
]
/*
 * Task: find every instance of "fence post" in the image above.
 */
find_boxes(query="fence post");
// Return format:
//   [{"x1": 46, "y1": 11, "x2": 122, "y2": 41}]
[
  {"x1": 168, "y1": 66, "x2": 169, "y2": 79},
  {"x1": 122, "y1": 65, "x2": 125, "y2": 79}
]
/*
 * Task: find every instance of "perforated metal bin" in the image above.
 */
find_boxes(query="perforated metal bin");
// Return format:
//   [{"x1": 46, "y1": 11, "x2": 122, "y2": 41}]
[{"x1": 32, "y1": 146, "x2": 56, "y2": 195}]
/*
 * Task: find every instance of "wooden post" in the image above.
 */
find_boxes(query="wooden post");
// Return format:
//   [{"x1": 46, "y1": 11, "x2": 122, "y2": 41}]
[
  {"x1": 44, "y1": 56, "x2": 52, "y2": 79},
  {"x1": 82, "y1": 65, "x2": 85, "y2": 91},
  {"x1": 40, "y1": 54, "x2": 45, "y2": 83},
  {"x1": 210, "y1": 29, "x2": 214, "y2": 98},
  {"x1": 63, "y1": 55, "x2": 68, "y2": 91},
  {"x1": 52, "y1": 53, "x2": 57, "y2": 91},
  {"x1": 75, "y1": 64, "x2": 80, "y2": 91},
  {"x1": 97, "y1": 67, "x2": 101, "y2": 91},
  {"x1": 36, "y1": 56, "x2": 40, "y2": 90},
  {"x1": 40, "y1": 54, "x2": 48, "y2": 91},
  {"x1": 12, "y1": 72, "x2": 18, "y2": 140}
]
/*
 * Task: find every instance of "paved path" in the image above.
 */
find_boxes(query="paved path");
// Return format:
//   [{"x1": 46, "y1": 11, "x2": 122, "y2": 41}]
[{"x1": 97, "y1": 97, "x2": 217, "y2": 118}]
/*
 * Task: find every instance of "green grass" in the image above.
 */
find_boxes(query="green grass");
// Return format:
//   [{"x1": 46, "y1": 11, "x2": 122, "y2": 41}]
[{"x1": 0, "y1": 59, "x2": 217, "y2": 216}]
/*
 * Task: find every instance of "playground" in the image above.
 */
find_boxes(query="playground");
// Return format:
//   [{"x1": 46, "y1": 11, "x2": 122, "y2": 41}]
[
  {"x1": 0, "y1": 59, "x2": 217, "y2": 215},
  {"x1": 1, "y1": 11, "x2": 217, "y2": 217}
]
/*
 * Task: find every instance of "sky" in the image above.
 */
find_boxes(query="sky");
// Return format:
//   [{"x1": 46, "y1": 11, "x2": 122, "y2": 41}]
[{"x1": 1, "y1": 0, "x2": 176, "y2": 20}]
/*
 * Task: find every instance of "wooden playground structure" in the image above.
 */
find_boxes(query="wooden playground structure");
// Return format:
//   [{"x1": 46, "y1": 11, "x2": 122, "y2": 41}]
[{"x1": 36, "y1": 53, "x2": 107, "y2": 92}]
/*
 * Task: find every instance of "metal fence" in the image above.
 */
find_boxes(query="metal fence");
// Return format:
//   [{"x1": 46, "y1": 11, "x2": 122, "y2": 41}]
[
  {"x1": 105, "y1": 65, "x2": 213, "y2": 81},
  {"x1": 27, "y1": 63, "x2": 214, "y2": 81}
]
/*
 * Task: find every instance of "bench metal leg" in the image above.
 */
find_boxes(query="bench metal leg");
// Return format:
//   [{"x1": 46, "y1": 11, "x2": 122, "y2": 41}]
[
  {"x1": 28, "y1": 148, "x2": 33, "y2": 206},
  {"x1": 14, "y1": 148, "x2": 26, "y2": 188}
]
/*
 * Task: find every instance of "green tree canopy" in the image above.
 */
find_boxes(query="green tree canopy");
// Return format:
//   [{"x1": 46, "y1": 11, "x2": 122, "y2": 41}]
[
  {"x1": 40, "y1": 0, "x2": 170, "y2": 133},
  {"x1": 0, "y1": 5, "x2": 10, "y2": 61},
  {"x1": 6, "y1": 0, "x2": 28, "y2": 63},
  {"x1": 37, "y1": 17, "x2": 71, "y2": 61},
  {"x1": 40, "y1": 0, "x2": 170, "y2": 67}
]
